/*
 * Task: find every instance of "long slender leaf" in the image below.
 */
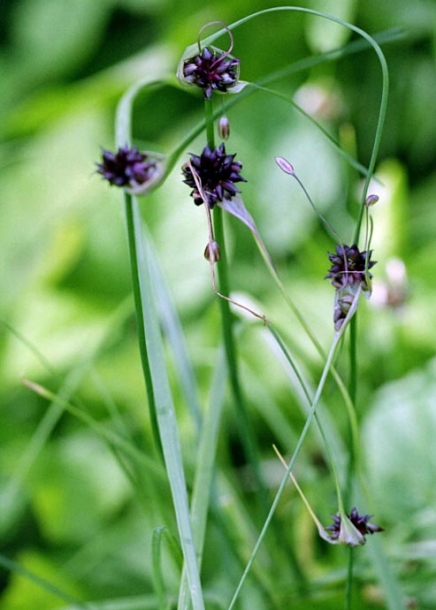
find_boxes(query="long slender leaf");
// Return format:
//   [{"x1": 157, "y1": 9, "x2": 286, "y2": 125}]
[
  {"x1": 131, "y1": 199, "x2": 205, "y2": 610},
  {"x1": 178, "y1": 348, "x2": 227, "y2": 610},
  {"x1": 144, "y1": 226, "x2": 202, "y2": 434}
]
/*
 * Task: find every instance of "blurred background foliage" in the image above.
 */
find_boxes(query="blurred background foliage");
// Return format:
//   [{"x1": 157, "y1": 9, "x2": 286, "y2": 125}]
[{"x1": 1, "y1": 0, "x2": 436, "y2": 608}]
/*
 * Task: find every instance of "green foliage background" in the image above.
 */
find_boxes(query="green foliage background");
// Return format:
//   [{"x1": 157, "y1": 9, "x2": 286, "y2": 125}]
[{"x1": 1, "y1": 0, "x2": 436, "y2": 608}]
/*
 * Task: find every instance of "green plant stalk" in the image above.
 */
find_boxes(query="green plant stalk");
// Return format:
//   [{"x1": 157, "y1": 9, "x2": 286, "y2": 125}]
[
  {"x1": 344, "y1": 316, "x2": 358, "y2": 610},
  {"x1": 204, "y1": 96, "x2": 215, "y2": 148},
  {"x1": 213, "y1": 204, "x2": 272, "y2": 511},
  {"x1": 347, "y1": 21, "x2": 388, "y2": 572},
  {"x1": 204, "y1": 98, "x2": 267, "y2": 514},
  {"x1": 124, "y1": 193, "x2": 161, "y2": 455},
  {"x1": 346, "y1": 313, "x2": 358, "y2": 507}
]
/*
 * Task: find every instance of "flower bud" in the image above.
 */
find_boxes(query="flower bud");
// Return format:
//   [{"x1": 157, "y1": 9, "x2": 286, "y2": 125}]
[
  {"x1": 218, "y1": 116, "x2": 230, "y2": 140},
  {"x1": 365, "y1": 194, "x2": 379, "y2": 207},
  {"x1": 275, "y1": 156, "x2": 295, "y2": 175},
  {"x1": 204, "y1": 240, "x2": 221, "y2": 263}
]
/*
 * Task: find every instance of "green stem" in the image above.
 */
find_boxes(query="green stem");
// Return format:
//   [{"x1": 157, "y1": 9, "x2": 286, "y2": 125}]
[
  {"x1": 204, "y1": 97, "x2": 215, "y2": 146},
  {"x1": 213, "y1": 205, "x2": 266, "y2": 505},
  {"x1": 345, "y1": 547, "x2": 354, "y2": 610},
  {"x1": 349, "y1": 315, "x2": 358, "y2": 406},
  {"x1": 124, "y1": 192, "x2": 161, "y2": 456},
  {"x1": 203, "y1": 97, "x2": 267, "y2": 513},
  {"x1": 345, "y1": 314, "x2": 358, "y2": 507}
]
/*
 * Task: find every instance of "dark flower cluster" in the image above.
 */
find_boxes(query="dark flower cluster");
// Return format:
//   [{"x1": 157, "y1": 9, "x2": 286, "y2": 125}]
[
  {"x1": 326, "y1": 508, "x2": 383, "y2": 541},
  {"x1": 182, "y1": 143, "x2": 246, "y2": 207},
  {"x1": 326, "y1": 244, "x2": 376, "y2": 291},
  {"x1": 183, "y1": 47, "x2": 240, "y2": 99},
  {"x1": 96, "y1": 146, "x2": 157, "y2": 191}
]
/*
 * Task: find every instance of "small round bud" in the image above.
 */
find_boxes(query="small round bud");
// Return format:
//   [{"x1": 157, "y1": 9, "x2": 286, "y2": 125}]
[
  {"x1": 204, "y1": 240, "x2": 221, "y2": 263},
  {"x1": 275, "y1": 156, "x2": 294, "y2": 175},
  {"x1": 218, "y1": 116, "x2": 230, "y2": 140},
  {"x1": 365, "y1": 194, "x2": 379, "y2": 207}
]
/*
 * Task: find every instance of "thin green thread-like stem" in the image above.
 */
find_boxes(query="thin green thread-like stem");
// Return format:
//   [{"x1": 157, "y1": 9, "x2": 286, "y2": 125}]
[{"x1": 268, "y1": 324, "x2": 347, "y2": 518}]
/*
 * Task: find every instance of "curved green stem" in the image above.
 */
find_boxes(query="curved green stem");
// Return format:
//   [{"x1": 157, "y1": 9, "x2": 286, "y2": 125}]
[
  {"x1": 196, "y1": 6, "x2": 389, "y2": 240},
  {"x1": 168, "y1": 26, "x2": 398, "y2": 179}
]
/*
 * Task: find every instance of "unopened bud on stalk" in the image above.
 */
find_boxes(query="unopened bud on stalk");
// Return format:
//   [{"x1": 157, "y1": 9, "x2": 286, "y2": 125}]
[
  {"x1": 365, "y1": 194, "x2": 379, "y2": 207},
  {"x1": 275, "y1": 156, "x2": 295, "y2": 175},
  {"x1": 204, "y1": 240, "x2": 221, "y2": 263},
  {"x1": 218, "y1": 115, "x2": 230, "y2": 140}
]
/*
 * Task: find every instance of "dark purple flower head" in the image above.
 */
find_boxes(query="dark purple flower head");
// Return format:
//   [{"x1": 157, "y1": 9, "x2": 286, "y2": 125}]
[
  {"x1": 182, "y1": 143, "x2": 246, "y2": 208},
  {"x1": 326, "y1": 243, "x2": 376, "y2": 291},
  {"x1": 182, "y1": 47, "x2": 240, "y2": 99},
  {"x1": 326, "y1": 508, "x2": 383, "y2": 543},
  {"x1": 96, "y1": 146, "x2": 160, "y2": 194}
]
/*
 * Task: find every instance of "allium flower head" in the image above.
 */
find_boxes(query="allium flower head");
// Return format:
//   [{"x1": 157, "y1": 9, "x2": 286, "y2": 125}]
[
  {"x1": 326, "y1": 243, "x2": 376, "y2": 291},
  {"x1": 182, "y1": 46, "x2": 240, "y2": 99},
  {"x1": 325, "y1": 244, "x2": 376, "y2": 330},
  {"x1": 182, "y1": 143, "x2": 246, "y2": 208},
  {"x1": 326, "y1": 508, "x2": 383, "y2": 546},
  {"x1": 96, "y1": 146, "x2": 161, "y2": 195}
]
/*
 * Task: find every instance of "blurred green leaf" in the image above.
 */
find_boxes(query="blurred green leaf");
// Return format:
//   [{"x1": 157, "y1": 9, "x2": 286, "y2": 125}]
[
  {"x1": 364, "y1": 358, "x2": 436, "y2": 523},
  {"x1": 32, "y1": 431, "x2": 130, "y2": 544},
  {"x1": 10, "y1": 0, "x2": 112, "y2": 80},
  {"x1": 305, "y1": 0, "x2": 358, "y2": 52}
]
